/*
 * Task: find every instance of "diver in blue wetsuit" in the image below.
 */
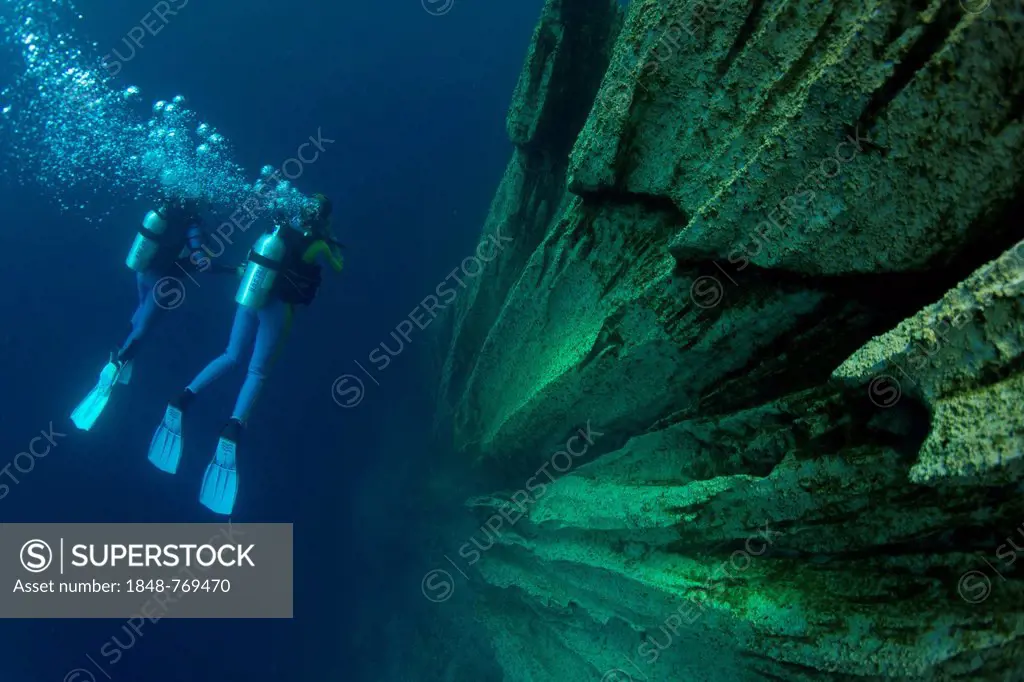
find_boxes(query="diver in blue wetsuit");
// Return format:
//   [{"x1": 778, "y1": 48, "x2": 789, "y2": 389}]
[
  {"x1": 147, "y1": 193, "x2": 344, "y2": 515},
  {"x1": 71, "y1": 194, "x2": 238, "y2": 431}
]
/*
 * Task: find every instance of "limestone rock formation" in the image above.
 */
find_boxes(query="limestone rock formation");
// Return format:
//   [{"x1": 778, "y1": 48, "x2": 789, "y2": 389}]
[{"x1": 433, "y1": 0, "x2": 1024, "y2": 679}]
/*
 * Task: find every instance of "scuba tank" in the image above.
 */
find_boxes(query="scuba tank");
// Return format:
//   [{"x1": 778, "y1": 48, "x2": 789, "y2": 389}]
[
  {"x1": 236, "y1": 225, "x2": 288, "y2": 309},
  {"x1": 125, "y1": 209, "x2": 169, "y2": 272}
]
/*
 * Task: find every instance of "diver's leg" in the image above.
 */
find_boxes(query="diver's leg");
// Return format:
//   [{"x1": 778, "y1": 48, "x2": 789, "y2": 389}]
[
  {"x1": 118, "y1": 270, "x2": 160, "y2": 363},
  {"x1": 72, "y1": 272, "x2": 157, "y2": 429},
  {"x1": 149, "y1": 305, "x2": 255, "y2": 475},
  {"x1": 201, "y1": 301, "x2": 291, "y2": 515},
  {"x1": 230, "y1": 300, "x2": 293, "y2": 424},
  {"x1": 186, "y1": 305, "x2": 257, "y2": 396}
]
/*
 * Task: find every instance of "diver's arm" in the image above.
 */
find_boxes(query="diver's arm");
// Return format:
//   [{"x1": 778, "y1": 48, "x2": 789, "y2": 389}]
[
  {"x1": 186, "y1": 222, "x2": 206, "y2": 256},
  {"x1": 179, "y1": 222, "x2": 210, "y2": 270},
  {"x1": 183, "y1": 221, "x2": 238, "y2": 274},
  {"x1": 209, "y1": 262, "x2": 242, "y2": 274},
  {"x1": 303, "y1": 240, "x2": 344, "y2": 272}
]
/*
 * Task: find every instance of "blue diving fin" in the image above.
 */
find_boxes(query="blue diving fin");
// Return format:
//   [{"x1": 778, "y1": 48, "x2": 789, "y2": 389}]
[
  {"x1": 71, "y1": 356, "x2": 122, "y2": 431},
  {"x1": 200, "y1": 419, "x2": 242, "y2": 515},
  {"x1": 148, "y1": 403, "x2": 185, "y2": 474}
]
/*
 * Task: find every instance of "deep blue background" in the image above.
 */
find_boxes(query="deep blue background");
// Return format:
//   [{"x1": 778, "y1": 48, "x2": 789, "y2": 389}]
[{"x1": 0, "y1": 1, "x2": 543, "y2": 679}]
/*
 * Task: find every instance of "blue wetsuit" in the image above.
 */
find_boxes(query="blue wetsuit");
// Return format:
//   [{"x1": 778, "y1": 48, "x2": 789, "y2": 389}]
[
  {"x1": 187, "y1": 299, "x2": 293, "y2": 424},
  {"x1": 182, "y1": 229, "x2": 342, "y2": 425},
  {"x1": 118, "y1": 221, "x2": 207, "y2": 361}
]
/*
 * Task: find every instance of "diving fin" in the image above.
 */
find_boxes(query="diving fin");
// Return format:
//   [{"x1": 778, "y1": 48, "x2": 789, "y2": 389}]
[
  {"x1": 117, "y1": 358, "x2": 134, "y2": 385},
  {"x1": 70, "y1": 355, "x2": 122, "y2": 431},
  {"x1": 200, "y1": 419, "x2": 242, "y2": 515},
  {"x1": 148, "y1": 404, "x2": 184, "y2": 474}
]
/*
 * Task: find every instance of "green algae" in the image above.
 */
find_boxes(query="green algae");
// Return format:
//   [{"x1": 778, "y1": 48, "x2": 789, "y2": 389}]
[{"x1": 432, "y1": 0, "x2": 1024, "y2": 679}]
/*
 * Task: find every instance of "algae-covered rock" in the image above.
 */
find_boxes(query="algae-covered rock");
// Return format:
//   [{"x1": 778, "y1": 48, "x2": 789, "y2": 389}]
[
  {"x1": 835, "y1": 240, "x2": 1024, "y2": 487},
  {"x1": 432, "y1": 0, "x2": 1024, "y2": 679},
  {"x1": 435, "y1": 0, "x2": 623, "y2": 430}
]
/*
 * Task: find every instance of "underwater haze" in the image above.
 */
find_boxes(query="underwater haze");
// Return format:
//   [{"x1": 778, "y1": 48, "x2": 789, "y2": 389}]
[
  {"x1": 0, "y1": 0, "x2": 541, "y2": 680},
  {"x1": 3, "y1": 0, "x2": 1024, "y2": 681}
]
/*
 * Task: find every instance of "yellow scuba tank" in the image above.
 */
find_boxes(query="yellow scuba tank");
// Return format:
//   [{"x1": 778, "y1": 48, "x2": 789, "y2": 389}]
[
  {"x1": 236, "y1": 225, "x2": 288, "y2": 309},
  {"x1": 125, "y1": 208, "x2": 169, "y2": 272}
]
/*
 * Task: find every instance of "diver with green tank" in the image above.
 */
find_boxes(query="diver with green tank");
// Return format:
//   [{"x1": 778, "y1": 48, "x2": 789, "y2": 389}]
[
  {"x1": 71, "y1": 189, "x2": 238, "y2": 432},
  {"x1": 146, "y1": 191, "x2": 344, "y2": 515}
]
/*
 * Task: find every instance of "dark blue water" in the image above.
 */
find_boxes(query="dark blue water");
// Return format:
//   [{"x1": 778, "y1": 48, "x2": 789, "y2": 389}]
[{"x1": 0, "y1": 1, "x2": 543, "y2": 679}]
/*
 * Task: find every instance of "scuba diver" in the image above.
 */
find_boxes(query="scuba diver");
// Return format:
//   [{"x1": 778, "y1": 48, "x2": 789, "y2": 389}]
[
  {"x1": 71, "y1": 193, "x2": 238, "y2": 431},
  {"x1": 147, "y1": 193, "x2": 344, "y2": 515}
]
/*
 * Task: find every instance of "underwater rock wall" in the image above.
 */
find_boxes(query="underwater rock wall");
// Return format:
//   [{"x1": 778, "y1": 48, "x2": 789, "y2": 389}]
[
  {"x1": 435, "y1": 0, "x2": 622, "y2": 432},
  {"x1": 436, "y1": 0, "x2": 1024, "y2": 680}
]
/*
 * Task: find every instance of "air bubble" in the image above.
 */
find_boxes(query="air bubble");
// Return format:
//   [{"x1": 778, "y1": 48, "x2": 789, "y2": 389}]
[{"x1": 0, "y1": 0, "x2": 317, "y2": 226}]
